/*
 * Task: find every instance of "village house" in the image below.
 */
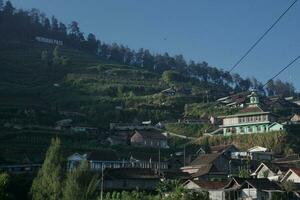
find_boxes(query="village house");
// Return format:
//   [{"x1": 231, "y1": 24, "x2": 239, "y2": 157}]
[
  {"x1": 184, "y1": 179, "x2": 228, "y2": 200},
  {"x1": 130, "y1": 129, "x2": 168, "y2": 148},
  {"x1": 160, "y1": 169, "x2": 190, "y2": 182},
  {"x1": 273, "y1": 154, "x2": 300, "y2": 165},
  {"x1": 129, "y1": 153, "x2": 168, "y2": 170},
  {"x1": 281, "y1": 168, "x2": 300, "y2": 183},
  {"x1": 291, "y1": 113, "x2": 300, "y2": 124},
  {"x1": 71, "y1": 125, "x2": 99, "y2": 134},
  {"x1": 103, "y1": 168, "x2": 160, "y2": 191},
  {"x1": 107, "y1": 130, "x2": 132, "y2": 145},
  {"x1": 0, "y1": 163, "x2": 41, "y2": 174},
  {"x1": 181, "y1": 153, "x2": 230, "y2": 180},
  {"x1": 224, "y1": 177, "x2": 283, "y2": 200},
  {"x1": 67, "y1": 151, "x2": 127, "y2": 171},
  {"x1": 232, "y1": 146, "x2": 274, "y2": 161},
  {"x1": 67, "y1": 150, "x2": 169, "y2": 171},
  {"x1": 55, "y1": 119, "x2": 72, "y2": 130},
  {"x1": 234, "y1": 178, "x2": 283, "y2": 200},
  {"x1": 184, "y1": 177, "x2": 284, "y2": 200},
  {"x1": 210, "y1": 144, "x2": 239, "y2": 158},
  {"x1": 216, "y1": 91, "x2": 249, "y2": 108},
  {"x1": 220, "y1": 92, "x2": 284, "y2": 136},
  {"x1": 251, "y1": 162, "x2": 288, "y2": 181},
  {"x1": 109, "y1": 122, "x2": 155, "y2": 131}
]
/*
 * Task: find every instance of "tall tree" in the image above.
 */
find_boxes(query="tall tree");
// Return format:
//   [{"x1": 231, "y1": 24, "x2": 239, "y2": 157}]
[
  {"x1": 31, "y1": 137, "x2": 64, "y2": 200},
  {"x1": 63, "y1": 161, "x2": 99, "y2": 200},
  {"x1": 2, "y1": 1, "x2": 14, "y2": 16},
  {"x1": 51, "y1": 16, "x2": 59, "y2": 32}
]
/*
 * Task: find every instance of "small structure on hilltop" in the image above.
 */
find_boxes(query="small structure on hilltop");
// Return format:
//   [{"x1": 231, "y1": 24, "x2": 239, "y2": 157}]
[{"x1": 220, "y1": 91, "x2": 284, "y2": 136}]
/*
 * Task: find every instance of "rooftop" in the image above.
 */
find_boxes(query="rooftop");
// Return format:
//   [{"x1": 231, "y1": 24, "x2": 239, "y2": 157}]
[
  {"x1": 189, "y1": 179, "x2": 229, "y2": 190},
  {"x1": 210, "y1": 144, "x2": 238, "y2": 154},
  {"x1": 190, "y1": 153, "x2": 222, "y2": 166},
  {"x1": 134, "y1": 129, "x2": 167, "y2": 140},
  {"x1": 104, "y1": 168, "x2": 159, "y2": 180},
  {"x1": 87, "y1": 150, "x2": 119, "y2": 161}
]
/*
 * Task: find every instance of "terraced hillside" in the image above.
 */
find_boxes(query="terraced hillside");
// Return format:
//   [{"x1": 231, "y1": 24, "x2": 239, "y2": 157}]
[{"x1": 0, "y1": 40, "x2": 211, "y2": 163}]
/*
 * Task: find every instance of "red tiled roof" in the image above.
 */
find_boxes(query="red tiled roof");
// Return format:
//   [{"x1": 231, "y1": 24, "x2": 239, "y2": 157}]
[{"x1": 238, "y1": 105, "x2": 265, "y2": 114}]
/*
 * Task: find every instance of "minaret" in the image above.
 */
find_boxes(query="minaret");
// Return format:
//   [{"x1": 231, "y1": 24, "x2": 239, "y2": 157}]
[{"x1": 248, "y1": 91, "x2": 259, "y2": 107}]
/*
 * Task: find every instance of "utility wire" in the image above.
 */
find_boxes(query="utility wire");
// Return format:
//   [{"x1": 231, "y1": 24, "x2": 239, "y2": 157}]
[
  {"x1": 229, "y1": 0, "x2": 298, "y2": 73},
  {"x1": 263, "y1": 55, "x2": 300, "y2": 88}
]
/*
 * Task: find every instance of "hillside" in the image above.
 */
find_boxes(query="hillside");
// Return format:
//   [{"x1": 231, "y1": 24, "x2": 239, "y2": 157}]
[{"x1": 0, "y1": 40, "x2": 217, "y2": 163}]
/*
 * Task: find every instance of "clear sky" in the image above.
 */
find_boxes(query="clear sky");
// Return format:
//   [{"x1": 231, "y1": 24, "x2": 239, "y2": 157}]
[{"x1": 9, "y1": 0, "x2": 300, "y2": 90}]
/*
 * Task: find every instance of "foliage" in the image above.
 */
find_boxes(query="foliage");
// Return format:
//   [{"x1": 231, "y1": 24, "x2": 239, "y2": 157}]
[
  {"x1": 162, "y1": 70, "x2": 186, "y2": 84},
  {"x1": 31, "y1": 137, "x2": 64, "y2": 200},
  {"x1": 239, "y1": 166, "x2": 250, "y2": 178},
  {"x1": 165, "y1": 123, "x2": 210, "y2": 137},
  {"x1": 197, "y1": 131, "x2": 289, "y2": 154},
  {"x1": 0, "y1": 172, "x2": 12, "y2": 200},
  {"x1": 103, "y1": 191, "x2": 156, "y2": 200},
  {"x1": 63, "y1": 160, "x2": 99, "y2": 200}
]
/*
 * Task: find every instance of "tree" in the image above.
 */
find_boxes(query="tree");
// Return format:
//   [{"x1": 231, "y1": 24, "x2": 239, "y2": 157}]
[
  {"x1": 63, "y1": 160, "x2": 99, "y2": 200},
  {"x1": 162, "y1": 70, "x2": 186, "y2": 84},
  {"x1": 2, "y1": 1, "x2": 14, "y2": 16},
  {"x1": 68, "y1": 21, "x2": 83, "y2": 41},
  {"x1": 58, "y1": 22, "x2": 67, "y2": 37},
  {"x1": 31, "y1": 137, "x2": 64, "y2": 200},
  {"x1": 0, "y1": 172, "x2": 12, "y2": 200},
  {"x1": 51, "y1": 16, "x2": 59, "y2": 32},
  {"x1": 266, "y1": 80, "x2": 275, "y2": 96}
]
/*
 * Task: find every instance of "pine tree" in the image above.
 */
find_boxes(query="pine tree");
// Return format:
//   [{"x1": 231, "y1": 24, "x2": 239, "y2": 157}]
[{"x1": 31, "y1": 137, "x2": 64, "y2": 200}]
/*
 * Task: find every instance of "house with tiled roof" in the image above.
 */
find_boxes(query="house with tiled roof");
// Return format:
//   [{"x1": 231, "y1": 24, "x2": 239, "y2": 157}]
[
  {"x1": 130, "y1": 129, "x2": 168, "y2": 148},
  {"x1": 181, "y1": 153, "x2": 230, "y2": 180},
  {"x1": 184, "y1": 179, "x2": 228, "y2": 200},
  {"x1": 67, "y1": 151, "x2": 127, "y2": 171},
  {"x1": 291, "y1": 113, "x2": 300, "y2": 124},
  {"x1": 281, "y1": 168, "x2": 300, "y2": 183},
  {"x1": 220, "y1": 91, "x2": 284, "y2": 136},
  {"x1": 251, "y1": 162, "x2": 288, "y2": 181}
]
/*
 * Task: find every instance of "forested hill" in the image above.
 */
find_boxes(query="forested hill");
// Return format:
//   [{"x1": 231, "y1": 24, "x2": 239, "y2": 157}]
[{"x1": 0, "y1": 1, "x2": 296, "y2": 129}]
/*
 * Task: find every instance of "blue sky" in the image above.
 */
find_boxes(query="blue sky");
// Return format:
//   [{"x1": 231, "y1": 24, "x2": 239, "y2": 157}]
[{"x1": 9, "y1": 0, "x2": 300, "y2": 90}]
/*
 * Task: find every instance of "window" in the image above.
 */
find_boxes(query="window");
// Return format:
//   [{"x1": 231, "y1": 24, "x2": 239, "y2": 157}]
[
  {"x1": 248, "y1": 127, "x2": 253, "y2": 133},
  {"x1": 257, "y1": 126, "x2": 261, "y2": 132},
  {"x1": 240, "y1": 127, "x2": 245, "y2": 133},
  {"x1": 232, "y1": 127, "x2": 236, "y2": 134}
]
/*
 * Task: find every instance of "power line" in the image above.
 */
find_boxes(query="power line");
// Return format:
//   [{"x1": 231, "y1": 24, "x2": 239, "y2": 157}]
[
  {"x1": 263, "y1": 55, "x2": 300, "y2": 88},
  {"x1": 229, "y1": 0, "x2": 298, "y2": 73}
]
